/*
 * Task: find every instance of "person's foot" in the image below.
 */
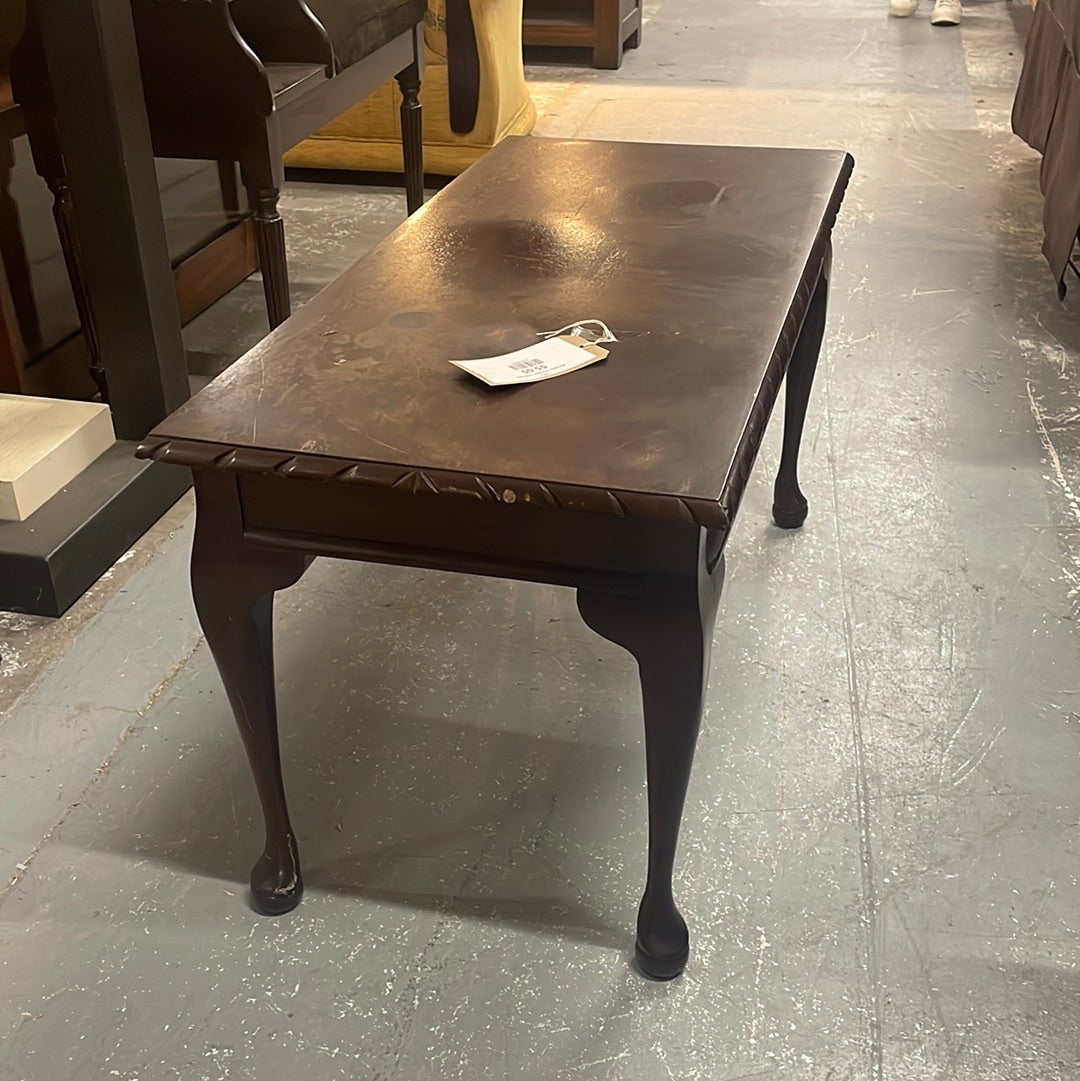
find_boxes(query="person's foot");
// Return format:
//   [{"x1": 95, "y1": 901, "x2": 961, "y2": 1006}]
[
  {"x1": 890, "y1": 0, "x2": 919, "y2": 15},
  {"x1": 930, "y1": 0, "x2": 962, "y2": 24}
]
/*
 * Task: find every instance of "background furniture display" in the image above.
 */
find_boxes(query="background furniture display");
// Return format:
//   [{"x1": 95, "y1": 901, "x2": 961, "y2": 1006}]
[
  {"x1": 522, "y1": 0, "x2": 641, "y2": 70},
  {"x1": 4, "y1": 0, "x2": 253, "y2": 403},
  {"x1": 0, "y1": 0, "x2": 36, "y2": 396},
  {"x1": 2, "y1": 131, "x2": 259, "y2": 401},
  {"x1": 0, "y1": 0, "x2": 191, "y2": 616},
  {"x1": 1012, "y1": 0, "x2": 1079, "y2": 295},
  {"x1": 15, "y1": 0, "x2": 426, "y2": 335},
  {"x1": 137, "y1": 138, "x2": 852, "y2": 980},
  {"x1": 287, "y1": 0, "x2": 535, "y2": 178}
]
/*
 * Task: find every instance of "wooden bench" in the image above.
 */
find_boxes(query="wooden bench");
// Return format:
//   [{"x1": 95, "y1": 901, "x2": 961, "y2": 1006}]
[{"x1": 138, "y1": 137, "x2": 853, "y2": 980}]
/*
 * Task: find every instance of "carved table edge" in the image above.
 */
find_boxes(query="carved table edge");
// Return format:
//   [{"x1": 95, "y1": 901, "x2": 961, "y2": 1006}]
[
  {"x1": 717, "y1": 152, "x2": 854, "y2": 524},
  {"x1": 134, "y1": 437, "x2": 732, "y2": 531}
]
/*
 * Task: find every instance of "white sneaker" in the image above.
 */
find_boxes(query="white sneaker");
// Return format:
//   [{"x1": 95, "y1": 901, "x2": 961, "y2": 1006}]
[
  {"x1": 890, "y1": 0, "x2": 919, "y2": 15},
  {"x1": 930, "y1": 0, "x2": 961, "y2": 24}
]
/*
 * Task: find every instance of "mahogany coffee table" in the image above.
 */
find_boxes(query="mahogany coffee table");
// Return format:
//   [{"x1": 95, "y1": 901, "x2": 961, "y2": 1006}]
[{"x1": 139, "y1": 137, "x2": 853, "y2": 979}]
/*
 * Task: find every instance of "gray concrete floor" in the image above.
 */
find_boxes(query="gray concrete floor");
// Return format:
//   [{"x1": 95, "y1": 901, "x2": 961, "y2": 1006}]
[{"x1": 3, "y1": 0, "x2": 1080, "y2": 1077}]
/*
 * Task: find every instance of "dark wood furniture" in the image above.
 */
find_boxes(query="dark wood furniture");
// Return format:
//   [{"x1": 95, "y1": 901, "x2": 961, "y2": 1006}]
[
  {"x1": 0, "y1": 100, "x2": 32, "y2": 396},
  {"x1": 523, "y1": 0, "x2": 641, "y2": 69},
  {"x1": 7, "y1": 9, "x2": 254, "y2": 401},
  {"x1": 0, "y1": 0, "x2": 192, "y2": 617},
  {"x1": 3, "y1": 4, "x2": 93, "y2": 400},
  {"x1": 2, "y1": 127, "x2": 258, "y2": 402},
  {"x1": 13, "y1": 0, "x2": 426, "y2": 341},
  {"x1": 139, "y1": 138, "x2": 853, "y2": 979},
  {"x1": 1, "y1": 0, "x2": 32, "y2": 393},
  {"x1": 134, "y1": 0, "x2": 427, "y2": 330}
]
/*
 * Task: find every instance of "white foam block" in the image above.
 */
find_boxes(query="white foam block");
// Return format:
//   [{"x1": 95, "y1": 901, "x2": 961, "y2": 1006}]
[{"x1": 0, "y1": 394, "x2": 115, "y2": 521}]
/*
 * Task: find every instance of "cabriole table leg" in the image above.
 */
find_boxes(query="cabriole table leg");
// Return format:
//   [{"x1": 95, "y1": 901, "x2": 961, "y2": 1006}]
[
  {"x1": 577, "y1": 545, "x2": 725, "y2": 979},
  {"x1": 190, "y1": 471, "x2": 309, "y2": 915}
]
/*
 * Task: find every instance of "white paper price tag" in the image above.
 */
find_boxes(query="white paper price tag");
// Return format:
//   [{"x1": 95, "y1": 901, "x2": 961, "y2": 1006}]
[{"x1": 451, "y1": 335, "x2": 609, "y2": 387}]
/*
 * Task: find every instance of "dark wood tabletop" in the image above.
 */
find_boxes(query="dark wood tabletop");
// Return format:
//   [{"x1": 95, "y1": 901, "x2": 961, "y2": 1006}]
[{"x1": 142, "y1": 138, "x2": 853, "y2": 528}]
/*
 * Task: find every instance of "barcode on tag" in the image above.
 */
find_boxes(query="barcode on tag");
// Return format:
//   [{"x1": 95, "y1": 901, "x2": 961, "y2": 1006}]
[
  {"x1": 508, "y1": 358, "x2": 548, "y2": 373},
  {"x1": 451, "y1": 334, "x2": 609, "y2": 387}
]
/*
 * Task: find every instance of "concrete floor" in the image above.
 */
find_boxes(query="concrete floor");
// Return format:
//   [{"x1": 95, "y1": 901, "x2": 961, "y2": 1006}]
[{"x1": 3, "y1": 0, "x2": 1080, "y2": 1077}]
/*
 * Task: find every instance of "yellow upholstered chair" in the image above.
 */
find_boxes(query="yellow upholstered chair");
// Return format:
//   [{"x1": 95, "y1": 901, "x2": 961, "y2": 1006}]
[{"x1": 286, "y1": 0, "x2": 534, "y2": 177}]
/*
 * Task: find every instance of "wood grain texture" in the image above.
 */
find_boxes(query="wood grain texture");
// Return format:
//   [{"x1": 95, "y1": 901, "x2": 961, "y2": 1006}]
[
  {"x1": 522, "y1": 0, "x2": 643, "y2": 67},
  {"x1": 174, "y1": 218, "x2": 257, "y2": 327}
]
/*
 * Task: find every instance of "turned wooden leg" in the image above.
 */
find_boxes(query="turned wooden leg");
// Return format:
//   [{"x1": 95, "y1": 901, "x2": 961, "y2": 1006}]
[
  {"x1": 19, "y1": 110, "x2": 106, "y2": 392},
  {"x1": 50, "y1": 173, "x2": 107, "y2": 399},
  {"x1": 578, "y1": 551, "x2": 724, "y2": 979},
  {"x1": 249, "y1": 186, "x2": 290, "y2": 329},
  {"x1": 773, "y1": 243, "x2": 831, "y2": 529},
  {"x1": 191, "y1": 471, "x2": 309, "y2": 914},
  {"x1": 27, "y1": 124, "x2": 105, "y2": 394},
  {"x1": 15, "y1": 106, "x2": 105, "y2": 393},
  {"x1": 395, "y1": 62, "x2": 424, "y2": 216}
]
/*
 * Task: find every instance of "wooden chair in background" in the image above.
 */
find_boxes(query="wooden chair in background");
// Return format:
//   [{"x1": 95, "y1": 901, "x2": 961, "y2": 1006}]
[
  {"x1": 10, "y1": 0, "x2": 427, "y2": 396},
  {"x1": 131, "y1": 0, "x2": 427, "y2": 329}
]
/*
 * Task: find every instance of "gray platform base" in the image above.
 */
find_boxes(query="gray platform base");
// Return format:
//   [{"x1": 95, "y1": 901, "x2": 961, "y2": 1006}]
[{"x1": 0, "y1": 443, "x2": 190, "y2": 616}]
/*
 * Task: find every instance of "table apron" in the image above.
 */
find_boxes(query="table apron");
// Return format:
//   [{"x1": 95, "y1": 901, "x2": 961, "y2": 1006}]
[{"x1": 236, "y1": 472, "x2": 721, "y2": 595}]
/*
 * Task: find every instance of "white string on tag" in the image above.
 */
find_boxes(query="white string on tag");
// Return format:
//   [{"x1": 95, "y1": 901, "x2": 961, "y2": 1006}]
[{"x1": 538, "y1": 319, "x2": 619, "y2": 345}]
